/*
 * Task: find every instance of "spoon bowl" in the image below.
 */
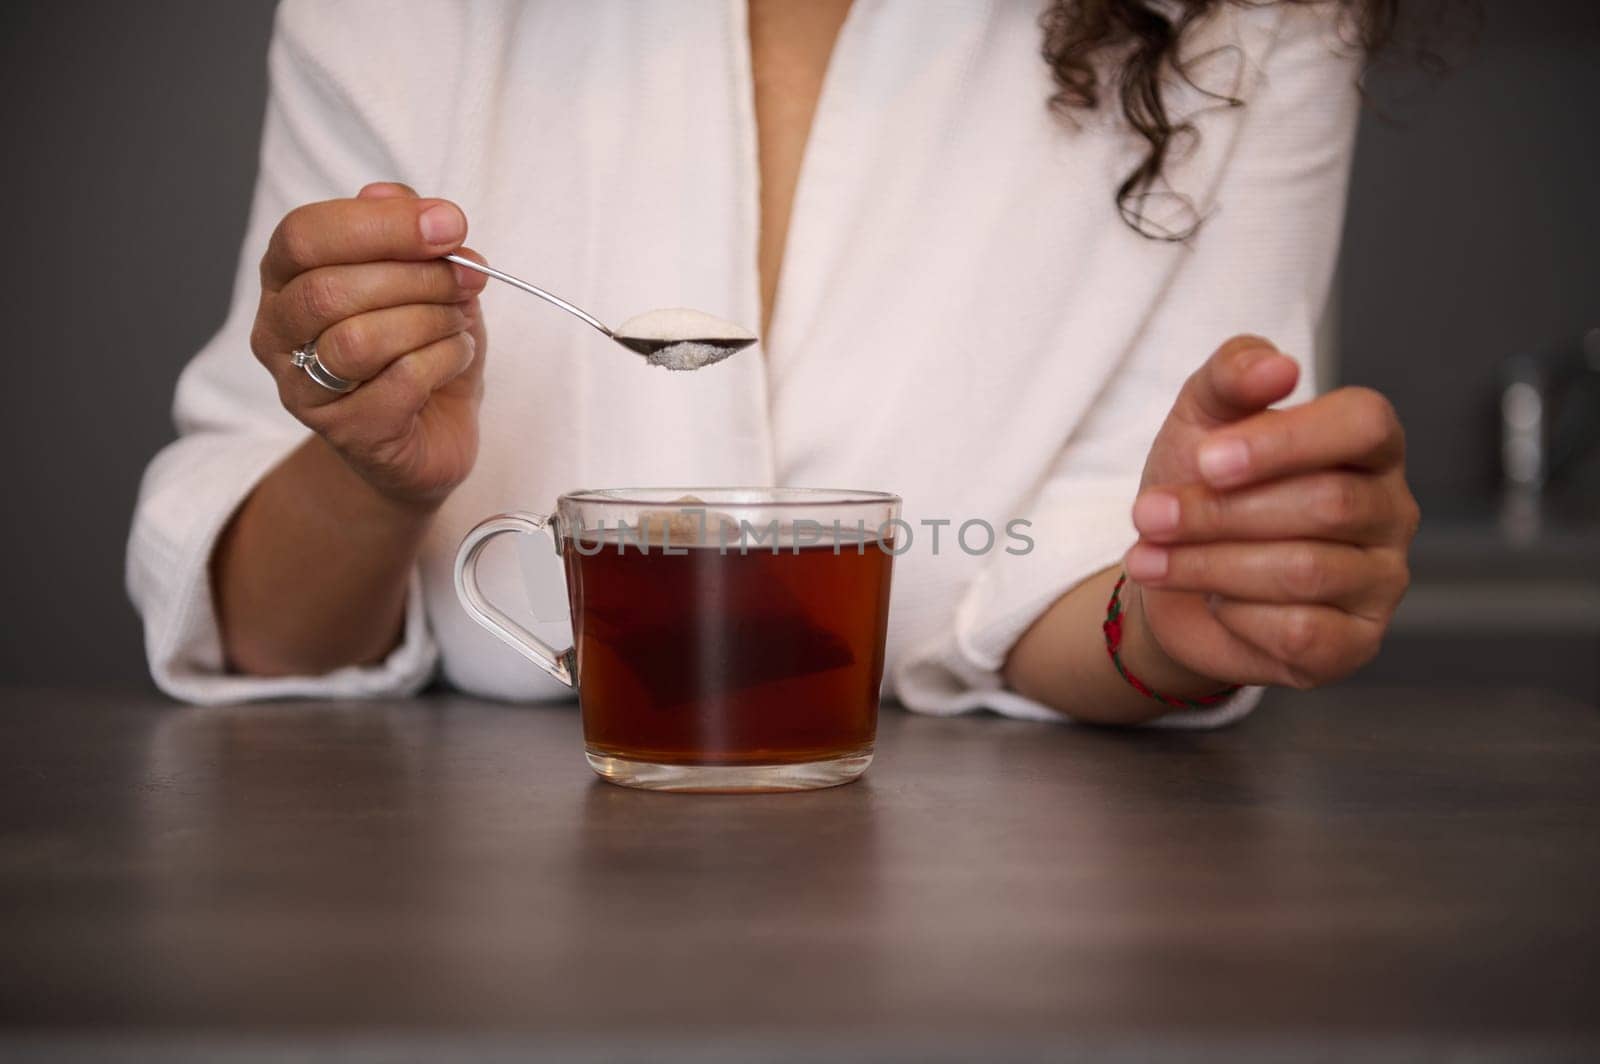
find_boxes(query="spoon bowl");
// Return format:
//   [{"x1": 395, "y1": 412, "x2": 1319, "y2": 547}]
[{"x1": 612, "y1": 335, "x2": 756, "y2": 369}]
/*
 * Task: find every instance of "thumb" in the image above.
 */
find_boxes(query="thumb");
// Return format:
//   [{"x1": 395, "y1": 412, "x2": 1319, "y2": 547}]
[{"x1": 1170, "y1": 335, "x2": 1300, "y2": 430}]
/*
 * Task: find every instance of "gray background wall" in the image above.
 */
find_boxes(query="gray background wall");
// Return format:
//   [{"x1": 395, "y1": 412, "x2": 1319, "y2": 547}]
[
  {"x1": 1338, "y1": 1, "x2": 1600, "y2": 508},
  {"x1": 1, "y1": 1, "x2": 1595, "y2": 689}
]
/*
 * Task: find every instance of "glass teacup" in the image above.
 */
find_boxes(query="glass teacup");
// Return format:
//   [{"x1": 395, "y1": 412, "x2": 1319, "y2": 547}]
[{"x1": 455, "y1": 488, "x2": 900, "y2": 792}]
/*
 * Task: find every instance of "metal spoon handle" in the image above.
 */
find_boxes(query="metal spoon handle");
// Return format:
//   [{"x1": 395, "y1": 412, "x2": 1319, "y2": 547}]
[{"x1": 443, "y1": 254, "x2": 612, "y2": 338}]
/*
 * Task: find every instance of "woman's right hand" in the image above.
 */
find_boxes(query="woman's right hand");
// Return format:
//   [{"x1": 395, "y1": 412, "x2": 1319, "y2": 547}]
[{"x1": 250, "y1": 182, "x2": 490, "y2": 510}]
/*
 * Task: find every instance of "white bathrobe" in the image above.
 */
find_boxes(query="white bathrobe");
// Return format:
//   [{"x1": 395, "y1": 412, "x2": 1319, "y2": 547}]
[{"x1": 128, "y1": 0, "x2": 1358, "y2": 724}]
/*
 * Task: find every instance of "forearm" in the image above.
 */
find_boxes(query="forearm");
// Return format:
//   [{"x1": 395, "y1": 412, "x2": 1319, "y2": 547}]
[
  {"x1": 1002, "y1": 565, "x2": 1232, "y2": 726},
  {"x1": 211, "y1": 436, "x2": 433, "y2": 676}
]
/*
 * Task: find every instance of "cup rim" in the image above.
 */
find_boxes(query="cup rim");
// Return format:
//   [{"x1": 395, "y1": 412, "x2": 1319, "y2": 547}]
[{"x1": 559, "y1": 486, "x2": 901, "y2": 508}]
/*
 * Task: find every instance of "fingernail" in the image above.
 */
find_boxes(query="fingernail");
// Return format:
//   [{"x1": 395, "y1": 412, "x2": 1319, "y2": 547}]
[
  {"x1": 1244, "y1": 349, "x2": 1286, "y2": 373},
  {"x1": 452, "y1": 262, "x2": 488, "y2": 289},
  {"x1": 1133, "y1": 492, "x2": 1180, "y2": 537},
  {"x1": 419, "y1": 203, "x2": 466, "y2": 245},
  {"x1": 1125, "y1": 543, "x2": 1169, "y2": 582},
  {"x1": 1198, "y1": 438, "x2": 1250, "y2": 485},
  {"x1": 1236, "y1": 346, "x2": 1276, "y2": 372}
]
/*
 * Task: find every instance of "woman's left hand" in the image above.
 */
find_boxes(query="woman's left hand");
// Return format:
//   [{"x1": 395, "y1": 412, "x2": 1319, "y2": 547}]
[{"x1": 1127, "y1": 336, "x2": 1421, "y2": 690}]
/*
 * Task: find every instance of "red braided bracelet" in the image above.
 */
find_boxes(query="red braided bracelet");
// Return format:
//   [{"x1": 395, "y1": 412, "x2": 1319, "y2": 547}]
[{"x1": 1103, "y1": 572, "x2": 1240, "y2": 710}]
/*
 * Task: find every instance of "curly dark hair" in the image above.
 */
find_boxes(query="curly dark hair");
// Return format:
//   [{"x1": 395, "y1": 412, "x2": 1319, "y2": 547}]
[{"x1": 1041, "y1": 0, "x2": 1403, "y2": 239}]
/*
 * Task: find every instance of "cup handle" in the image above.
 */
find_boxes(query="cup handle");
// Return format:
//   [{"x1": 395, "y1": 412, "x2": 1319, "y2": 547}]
[{"x1": 453, "y1": 512, "x2": 575, "y2": 687}]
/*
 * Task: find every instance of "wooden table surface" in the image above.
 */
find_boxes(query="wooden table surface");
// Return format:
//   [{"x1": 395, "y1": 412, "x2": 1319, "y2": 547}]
[{"x1": 1, "y1": 685, "x2": 1597, "y2": 1061}]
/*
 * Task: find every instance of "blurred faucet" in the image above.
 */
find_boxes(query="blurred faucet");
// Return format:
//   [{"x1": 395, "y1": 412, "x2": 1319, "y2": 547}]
[
  {"x1": 1499, "y1": 328, "x2": 1600, "y2": 537},
  {"x1": 1501, "y1": 356, "x2": 1547, "y2": 493}
]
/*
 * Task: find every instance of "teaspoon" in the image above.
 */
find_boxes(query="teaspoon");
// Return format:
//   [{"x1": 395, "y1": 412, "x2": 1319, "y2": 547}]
[{"x1": 443, "y1": 254, "x2": 756, "y2": 371}]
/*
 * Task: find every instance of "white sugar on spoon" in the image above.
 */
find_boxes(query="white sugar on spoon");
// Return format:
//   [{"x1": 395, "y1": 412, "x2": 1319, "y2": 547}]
[
  {"x1": 444, "y1": 254, "x2": 756, "y2": 371},
  {"x1": 610, "y1": 308, "x2": 757, "y2": 371}
]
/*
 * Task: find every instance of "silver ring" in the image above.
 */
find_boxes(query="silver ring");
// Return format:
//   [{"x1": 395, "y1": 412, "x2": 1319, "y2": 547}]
[{"x1": 290, "y1": 339, "x2": 358, "y2": 395}]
